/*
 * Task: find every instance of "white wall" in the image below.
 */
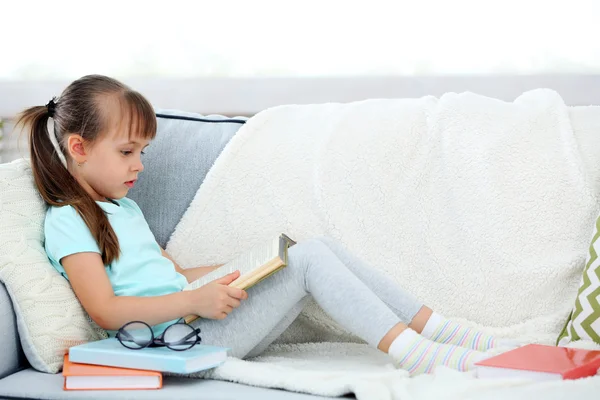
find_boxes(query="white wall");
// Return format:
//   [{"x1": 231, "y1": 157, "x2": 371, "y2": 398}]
[
  {"x1": 2, "y1": 75, "x2": 600, "y2": 119},
  {"x1": 2, "y1": 75, "x2": 600, "y2": 163}
]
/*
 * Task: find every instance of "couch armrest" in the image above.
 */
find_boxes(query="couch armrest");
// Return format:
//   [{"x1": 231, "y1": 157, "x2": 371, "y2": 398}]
[{"x1": 0, "y1": 282, "x2": 26, "y2": 379}]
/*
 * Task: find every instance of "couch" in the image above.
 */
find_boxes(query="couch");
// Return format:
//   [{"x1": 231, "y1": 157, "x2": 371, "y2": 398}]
[
  {"x1": 0, "y1": 110, "x2": 331, "y2": 399},
  {"x1": 2, "y1": 96, "x2": 600, "y2": 400}
]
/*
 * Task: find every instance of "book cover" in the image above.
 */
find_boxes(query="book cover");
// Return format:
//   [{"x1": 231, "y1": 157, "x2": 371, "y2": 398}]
[
  {"x1": 475, "y1": 344, "x2": 600, "y2": 380},
  {"x1": 183, "y1": 233, "x2": 296, "y2": 323},
  {"x1": 69, "y1": 338, "x2": 228, "y2": 374},
  {"x1": 63, "y1": 354, "x2": 162, "y2": 390}
]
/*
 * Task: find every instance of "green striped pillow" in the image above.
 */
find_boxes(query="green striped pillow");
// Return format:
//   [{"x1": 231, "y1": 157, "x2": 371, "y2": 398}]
[{"x1": 557, "y1": 214, "x2": 600, "y2": 345}]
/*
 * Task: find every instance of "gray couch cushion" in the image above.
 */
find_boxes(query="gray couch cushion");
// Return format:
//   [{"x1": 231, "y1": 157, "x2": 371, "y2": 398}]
[
  {"x1": 0, "y1": 368, "x2": 333, "y2": 399},
  {"x1": 0, "y1": 282, "x2": 26, "y2": 379},
  {"x1": 127, "y1": 110, "x2": 246, "y2": 249}
]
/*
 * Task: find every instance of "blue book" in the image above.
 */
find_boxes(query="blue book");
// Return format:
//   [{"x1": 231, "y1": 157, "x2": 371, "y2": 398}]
[{"x1": 69, "y1": 338, "x2": 229, "y2": 374}]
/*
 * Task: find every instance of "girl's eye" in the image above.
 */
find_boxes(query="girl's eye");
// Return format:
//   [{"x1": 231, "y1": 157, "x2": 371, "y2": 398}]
[{"x1": 121, "y1": 149, "x2": 146, "y2": 156}]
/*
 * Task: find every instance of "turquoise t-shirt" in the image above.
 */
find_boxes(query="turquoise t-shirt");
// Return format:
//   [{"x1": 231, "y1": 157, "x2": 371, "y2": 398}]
[{"x1": 44, "y1": 197, "x2": 188, "y2": 336}]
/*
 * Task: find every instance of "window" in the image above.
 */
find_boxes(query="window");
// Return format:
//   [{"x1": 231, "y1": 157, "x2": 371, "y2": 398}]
[{"x1": 1, "y1": 0, "x2": 598, "y2": 80}]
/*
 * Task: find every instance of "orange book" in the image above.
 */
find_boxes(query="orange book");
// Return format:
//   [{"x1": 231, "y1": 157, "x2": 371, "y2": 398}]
[
  {"x1": 475, "y1": 344, "x2": 600, "y2": 380},
  {"x1": 62, "y1": 354, "x2": 162, "y2": 390}
]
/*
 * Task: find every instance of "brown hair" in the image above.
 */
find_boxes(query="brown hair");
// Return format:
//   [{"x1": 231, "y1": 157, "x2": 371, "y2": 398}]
[{"x1": 16, "y1": 74, "x2": 157, "y2": 265}]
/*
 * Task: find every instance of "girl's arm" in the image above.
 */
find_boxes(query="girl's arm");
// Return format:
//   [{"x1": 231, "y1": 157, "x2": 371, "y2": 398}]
[
  {"x1": 61, "y1": 252, "x2": 246, "y2": 330},
  {"x1": 160, "y1": 246, "x2": 223, "y2": 283}
]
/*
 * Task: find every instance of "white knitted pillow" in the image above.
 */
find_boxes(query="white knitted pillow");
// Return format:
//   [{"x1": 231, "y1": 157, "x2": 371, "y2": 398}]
[{"x1": 0, "y1": 158, "x2": 106, "y2": 373}]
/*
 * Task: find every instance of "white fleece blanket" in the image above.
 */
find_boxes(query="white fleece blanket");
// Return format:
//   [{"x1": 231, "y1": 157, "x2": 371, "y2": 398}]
[{"x1": 167, "y1": 90, "x2": 600, "y2": 399}]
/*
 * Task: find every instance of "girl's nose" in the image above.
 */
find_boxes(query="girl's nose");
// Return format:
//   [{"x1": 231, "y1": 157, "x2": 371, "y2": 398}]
[{"x1": 135, "y1": 159, "x2": 144, "y2": 172}]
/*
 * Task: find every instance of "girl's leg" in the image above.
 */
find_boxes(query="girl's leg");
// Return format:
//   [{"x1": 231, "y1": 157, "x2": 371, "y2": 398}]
[
  {"x1": 192, "y1": 238, "x2": 485, "y2": 375},
  {"x1": 315, "y1": 236, "x2": 509, "y2": 351},
  {"x1": 314, "y1": 236, "x2": 424, "y2": 325},
  {"x1": 191, "y1": 239, "x2": 399, "y2": 358},
  {"x1": 244, "y1": 299, "x2": 309, "y2": 359}
]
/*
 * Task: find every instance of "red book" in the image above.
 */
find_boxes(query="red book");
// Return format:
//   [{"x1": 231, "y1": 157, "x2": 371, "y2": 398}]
[
  {"x1": 475, "y1": 344, "x2": 600, "y2": 380},
  {"x1": 62, "y1": 354, "x2": 162, "y2": 390}
]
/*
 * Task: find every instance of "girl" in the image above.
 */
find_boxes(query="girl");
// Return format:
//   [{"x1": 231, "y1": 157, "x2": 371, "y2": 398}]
[{"x1": 18, "y1": 75, "x2": 510, "y2": 376}]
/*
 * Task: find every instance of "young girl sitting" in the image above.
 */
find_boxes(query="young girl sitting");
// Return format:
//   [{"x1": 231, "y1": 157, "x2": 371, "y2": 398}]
[{"x1": 18, "y1": 74, "x2": 511, "y2": 376}]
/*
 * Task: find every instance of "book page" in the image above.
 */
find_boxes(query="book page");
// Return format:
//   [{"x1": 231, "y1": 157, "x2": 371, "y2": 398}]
[{"x1": 185, "y1": 236, "x2": 280, "y2": 291}]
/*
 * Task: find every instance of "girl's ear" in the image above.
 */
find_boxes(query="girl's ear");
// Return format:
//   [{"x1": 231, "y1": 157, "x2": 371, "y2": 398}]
[{"x1": 67, "y1": 134, "x2": 88, "y2": 164}]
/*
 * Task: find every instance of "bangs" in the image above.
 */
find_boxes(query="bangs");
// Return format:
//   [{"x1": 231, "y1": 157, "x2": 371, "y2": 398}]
[{"x1": 115, "y1": 90, "x2": 157, "y2": 142}]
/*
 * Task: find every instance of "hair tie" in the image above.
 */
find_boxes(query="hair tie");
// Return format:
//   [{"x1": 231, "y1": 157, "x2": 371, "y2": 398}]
[{"x1": 46, "y1": 98, "x2": 57, "y2": 118}]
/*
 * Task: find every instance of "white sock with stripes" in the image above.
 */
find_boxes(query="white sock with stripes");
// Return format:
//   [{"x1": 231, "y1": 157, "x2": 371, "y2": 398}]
[
  {"x1": 421, "y1": 312, "x2": 518, "y2": 351},
  {"x1": 389, "y1": 328, "x2": 485, "y2": 376}
]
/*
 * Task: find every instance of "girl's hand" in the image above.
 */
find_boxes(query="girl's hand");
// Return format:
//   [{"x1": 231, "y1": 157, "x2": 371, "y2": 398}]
[{"x1": 190, "y1": 271, "x2": 248, "y2": 320}]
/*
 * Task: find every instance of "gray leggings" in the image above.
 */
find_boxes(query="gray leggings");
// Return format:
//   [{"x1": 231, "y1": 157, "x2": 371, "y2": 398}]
[{"x1": 191, "y1": 236, "x2": 423, "y2": 359}]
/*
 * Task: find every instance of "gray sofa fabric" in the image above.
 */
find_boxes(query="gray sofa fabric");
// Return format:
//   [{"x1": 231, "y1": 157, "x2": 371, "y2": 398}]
[
  {"x1": 127, "y1": 110, "x2": 247, "y2": 248},
  {"x1": 0, "y1": 283, "x2": 25, "y2": 379},
  {"x1": 0, "y1": 368, "x2": 330, "y2": 400}
]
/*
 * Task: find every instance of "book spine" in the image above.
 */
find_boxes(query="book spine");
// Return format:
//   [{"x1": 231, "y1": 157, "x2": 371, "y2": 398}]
[{"x1": 69, "y1": 348, "x2": 185, "y2": 374}]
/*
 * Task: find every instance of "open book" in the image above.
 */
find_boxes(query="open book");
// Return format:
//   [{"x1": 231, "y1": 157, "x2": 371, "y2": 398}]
[{"x1": 183, "y1": 233, "x2": 296, "y2": 323}]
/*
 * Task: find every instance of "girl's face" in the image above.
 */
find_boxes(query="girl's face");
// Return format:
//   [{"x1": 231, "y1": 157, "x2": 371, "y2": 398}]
[{"x1": 68, "y1": 106, "x2": 151, "y2": 202}]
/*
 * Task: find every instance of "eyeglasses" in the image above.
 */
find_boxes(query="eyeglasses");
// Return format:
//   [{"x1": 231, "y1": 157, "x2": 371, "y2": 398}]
[{"x1": 116, "y1": 320, "x2": 201, "y2": 351}]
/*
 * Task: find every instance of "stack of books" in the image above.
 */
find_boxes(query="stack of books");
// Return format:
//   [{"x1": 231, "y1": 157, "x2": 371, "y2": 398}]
[
  {"x1": 64, "y1": 338, "x2": 228, "y2": 391},
  {"x1": 63, "y1": 354, "x2": 162, "y2": 391}
]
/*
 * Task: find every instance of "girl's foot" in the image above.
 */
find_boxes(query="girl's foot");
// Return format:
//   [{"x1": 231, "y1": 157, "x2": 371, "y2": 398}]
[
  {"x1": 389, "y1": 328, "x2": 487, "y2": 376},
  {"x1": 421, "y1": 312, "x2": 520, "y2": 351}
]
